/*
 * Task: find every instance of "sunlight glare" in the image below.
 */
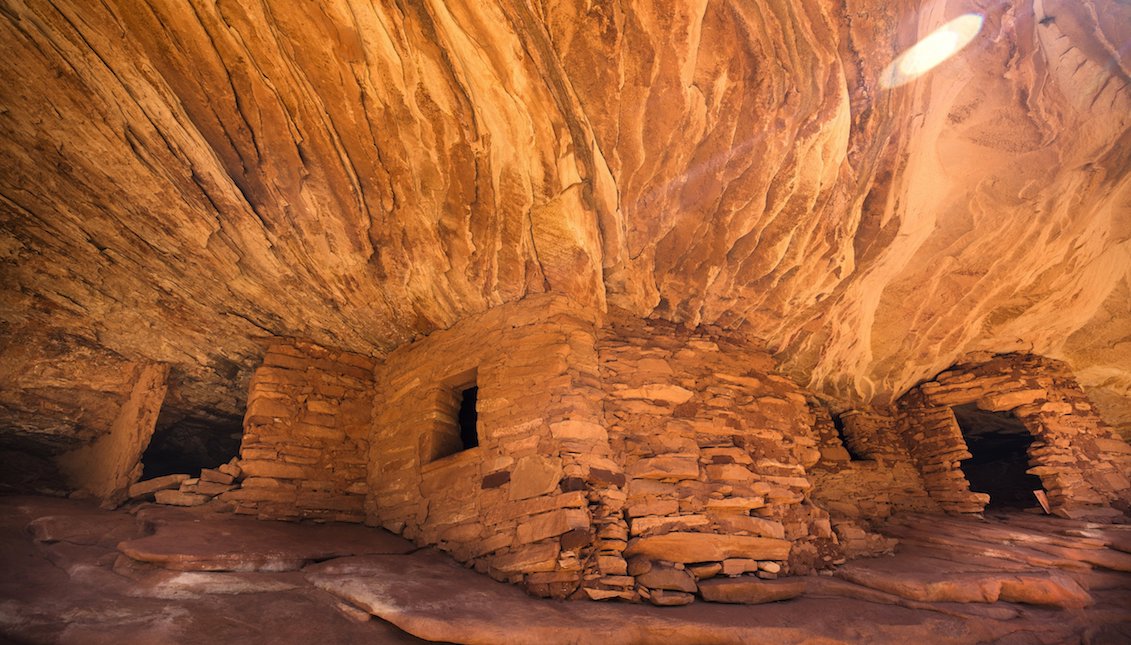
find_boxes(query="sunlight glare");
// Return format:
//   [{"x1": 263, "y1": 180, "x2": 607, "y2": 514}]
[{"x1": 880, "y1": 14, "x2": 984, "y2": 88}]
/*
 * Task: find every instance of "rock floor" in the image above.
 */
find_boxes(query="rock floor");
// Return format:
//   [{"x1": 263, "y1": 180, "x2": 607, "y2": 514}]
[{"x1": 1, "y1": 494, "x2": 1129, "y2": 644}]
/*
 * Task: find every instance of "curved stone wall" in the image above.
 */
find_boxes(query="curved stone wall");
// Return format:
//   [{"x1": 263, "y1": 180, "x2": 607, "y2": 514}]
[{"x1": 897, "y1": 354, "x2": 1131, "y2": 520}]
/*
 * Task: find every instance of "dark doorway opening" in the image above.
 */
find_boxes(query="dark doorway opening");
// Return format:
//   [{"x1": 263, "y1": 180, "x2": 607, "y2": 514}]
[
  {"x1": 141, "y1": 413, "x2": 243, "y2": 478},
  {"x1": 831, "y1": 413, "x2": 865, "y2": 461},
  {"x1": 953, "y1": 404, "x2": 1044, "y2": 510},
  {"x1": 457, "y1": 386, "x2": 479, "y2": 450}
]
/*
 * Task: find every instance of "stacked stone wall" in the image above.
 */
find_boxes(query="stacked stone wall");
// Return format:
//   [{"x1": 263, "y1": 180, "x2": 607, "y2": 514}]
[
  {"x1": 366, "y1": 294, "x2": 615, "y2": 599},
  {"x1": 220, "y1": 339, "x2": 375, "y2": 522},
  {"x1": 898, "y1": 353, "x2": 1131, "y2": 519},
  {"x1": 219, "y1": 315, "x2": 1131, "y2": 604},
  {"x1": 595, "y1": 313, "x2": 837, "y2": 604},
  {"x1": 807, "y1": 407, "x2": 938, "y2": 556}
]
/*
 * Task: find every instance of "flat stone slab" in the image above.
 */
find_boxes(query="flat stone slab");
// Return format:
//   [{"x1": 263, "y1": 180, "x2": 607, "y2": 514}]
[
  {"x1": 28, "y1": 509, "x2": 141, "y2": 548},
  {"x1": 4, "y1": 496, "x2": 1129, "y2": 645},
  {"x1": 305, "y1": 552, "x2": 1027, "y2": 645},
  {"x1": 698, "y1": 577, "x2": 807, "y2": 604},
  {"x1": 118, "y1": 515, "x2": 415, "y2": 571},
  {"x1": 623, "y1": 531, "x2": 791, "y2": 563},
  {"x1": 128, "y1": 474, "x2": 189, "y2": 499},
  {"x1": 835, "y1": 560, "x2": 1092, "y2": 608}
]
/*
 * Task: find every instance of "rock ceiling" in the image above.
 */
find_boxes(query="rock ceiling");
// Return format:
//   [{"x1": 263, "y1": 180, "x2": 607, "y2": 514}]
[{"x1": 1, "y1": 0, "x2": 1129, "y2": 443}]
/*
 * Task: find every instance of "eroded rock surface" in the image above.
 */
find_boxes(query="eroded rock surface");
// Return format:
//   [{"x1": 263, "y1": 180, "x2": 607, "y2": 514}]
[
  {"x1": 3, "y1": 494, "x2": 1131, "y2": 645},
  {"x1": 1, "y1": 0, "x2": 1128, "y2": 451},
  {"x1": 118, "y1": 507, "x2": 415, "y2": 572}
]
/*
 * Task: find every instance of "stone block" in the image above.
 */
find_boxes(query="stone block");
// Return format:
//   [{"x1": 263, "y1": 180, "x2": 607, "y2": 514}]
[
  {"x1": 705, "y1": 497, "x2": 765, "y2": 512},
  {"x1": 704, "y1": 464, "x2": 755, "y2": 482},
  {"x1": 720, "y1": 558, "x2": 759, "y2": 576},
  {"x1": 560, "y1": 528, "x2": 590, "y2": 550},
  {"x1": 239, "y1": 460, "x2": 307, "y2": 480},
  {"x1": 482, "y1": 470, "x2": 511, "y2": 489},
  {"x1": 218, "y1": 462, "x2": 243, "y2": 479},
  {"x1": 240, "y1": 447, "x2": 279, "y2": 461},
  {"x1": 596, "y1": 555, "x2": 627, "y2": 575},
  {"x1": 1035, "y1": 401, "x2": 1072, "y2": 415},
  {"x1": 509, "y1": 456, "x2": 563, "y2": 501},
  {"x1": 624, "y1": 532, "x2": 792, "y2": 563},
  {"x1": 637, "y1": 563, "x2": 698, "y2": 593},
  {"x1": 977, "y1": 389, "x2": 1045, "y2": 411},
  {"x1": 628, "y1": 456, "x2": 699, "y2": 481},
  {"x1": 306, "y1": 399, "x2": 339, "y2": 415},
  {"x1": 154, "y1": 490, "x2": 210, "y2": 507},
  {"x1": 439, "y1": 522, "x2": 484, "y2": 543},
  {"x1": 630, "y1": 514, "x2": 709, "y2": 536},
  {"x1": 420, "y1": 458, "x2": 480, "y2": 497},
  {"x1": 688, "y1": 563, "x2": 722, "y2": 580},
  {"x1": 583, "y1": 587, "x2": 629, "y2": 601},
  {"x1": 483, "y1": 491, "x2": 587, "y2": 526},
  {"x1": 549, "y1": 420, "x2": 608, "y2": 444},
  {"x1": 698, "y1": 577, "x2": 806, "y2": 604},
  {"x1": 627, "y1": 499, "x2": 680, "y2": 518},
  {"x1": 128, "y1": 474, "x2": 189, "y2": 499},
  {"x1": 200, "y1": 468, "x2": 235, "y2": 485},
  {"x1": 516, "y1": 508, "x2": 590, "y2": 544},
  {"x1": 195, "y1": 480, "x2": 235, "y2": 496},
  {"x1": 245, "y1": 396, "x2": 295, "y2": 422},
  {"x1": 648, "y1": 589, "x2": 695, "y2": 606},
  {"x1": 612, "y1": 384, "x2": 694, "y2": 404},
  {"x1": 491, "y1": 542, "x2": 560, "y2": 574},
  {"x1": 469, "y1": 532, "x2": 514, "y2": 559}
]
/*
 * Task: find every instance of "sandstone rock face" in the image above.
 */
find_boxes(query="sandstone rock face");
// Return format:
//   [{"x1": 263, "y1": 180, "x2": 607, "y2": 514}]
[{"x1": 1, "y1": 0, "x2": 1128, "y2": 449}]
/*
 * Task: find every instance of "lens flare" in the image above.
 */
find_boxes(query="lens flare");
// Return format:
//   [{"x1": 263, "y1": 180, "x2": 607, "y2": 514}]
[{"x1": 881, "y1": 14, "x2": 984, "y2": 88}]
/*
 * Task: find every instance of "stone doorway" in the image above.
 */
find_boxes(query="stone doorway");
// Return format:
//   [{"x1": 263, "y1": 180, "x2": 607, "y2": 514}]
[
  {"x1": 141, "y1": 414, "x2": 243, "y2": 479},
  {"x1": 951, "y1": 404, "x2": 1044, "y2": 510}
]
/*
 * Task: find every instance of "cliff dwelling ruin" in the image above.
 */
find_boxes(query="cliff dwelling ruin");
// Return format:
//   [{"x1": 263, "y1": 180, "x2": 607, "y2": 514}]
[{"x1": 1, "y1": 0, "x2": 1130, "y2": 643}]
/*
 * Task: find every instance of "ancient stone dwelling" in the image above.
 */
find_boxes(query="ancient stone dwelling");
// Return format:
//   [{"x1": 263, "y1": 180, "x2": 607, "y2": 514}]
[
  {"x1": 171, "y1": 295, "x2": 1127, "y2": 604},
  {"x1": 16, "y1": 292, "x2": 1127, "y2": 606},
  {"x1": 1, "y1": 0, "x2": 1130, "y2": 638}
]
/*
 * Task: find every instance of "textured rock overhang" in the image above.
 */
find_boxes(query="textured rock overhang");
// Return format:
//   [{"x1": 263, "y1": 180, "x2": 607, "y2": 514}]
[{"x1": 1, "y1": 0, "x2": 1128, "y2": 442}]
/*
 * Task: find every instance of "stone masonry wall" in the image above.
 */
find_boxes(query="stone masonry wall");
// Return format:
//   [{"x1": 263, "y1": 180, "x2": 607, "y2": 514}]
[
  {"x1": 366, "y1": 294, "x2": 615, "y2": 600},
  {"x1": 220, "y1": 339, "x2": 375, "y2": 522},
  {"x1": 364, "y1": 299, "x2": 890, "y2": 604},
  {"x1": 596, "y1": 313, "x2": 838, "y2": 605},
  {"x1": 898, "y1": 353, "x2": 1131, "y2": 520},
  {"x1": 807, "y1": 406, "x2": 938, "y2": 557}
]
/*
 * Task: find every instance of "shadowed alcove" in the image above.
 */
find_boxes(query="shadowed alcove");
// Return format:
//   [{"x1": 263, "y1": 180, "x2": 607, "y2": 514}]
[
  {"x1": 141, "y1": 413, "x2": 243, "y2": 478},
  {"x1": 952, "y1": 404, "x2": 1045, "y2": 510}
]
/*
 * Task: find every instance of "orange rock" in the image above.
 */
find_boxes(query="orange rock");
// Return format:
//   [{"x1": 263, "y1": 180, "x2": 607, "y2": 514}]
[{"x1": 624, "y1": 532, "x2": 792, "y2": 563}]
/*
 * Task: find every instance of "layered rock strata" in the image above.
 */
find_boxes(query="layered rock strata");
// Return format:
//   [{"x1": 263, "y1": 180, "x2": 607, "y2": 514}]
[{"x1": 2, "y1": 0, "x2": 1129, "y2": 460}]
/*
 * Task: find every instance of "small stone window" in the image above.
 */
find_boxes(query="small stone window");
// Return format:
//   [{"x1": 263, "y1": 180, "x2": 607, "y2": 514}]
[
  {"x1": 424, "y1": 370, "x2": 480, "y2": 463},
  {"x1": 456, "y1": 385, "x2": 479, "y2": 451}
]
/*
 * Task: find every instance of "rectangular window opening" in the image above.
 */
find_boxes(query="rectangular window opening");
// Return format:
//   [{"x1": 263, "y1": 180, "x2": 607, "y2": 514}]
[
  {"x1": 457, "y1": 385, "x2": 479, "y2": 450},
  {"x1": 426, "y1": 370, "x2": 480, "y2": 464}
]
